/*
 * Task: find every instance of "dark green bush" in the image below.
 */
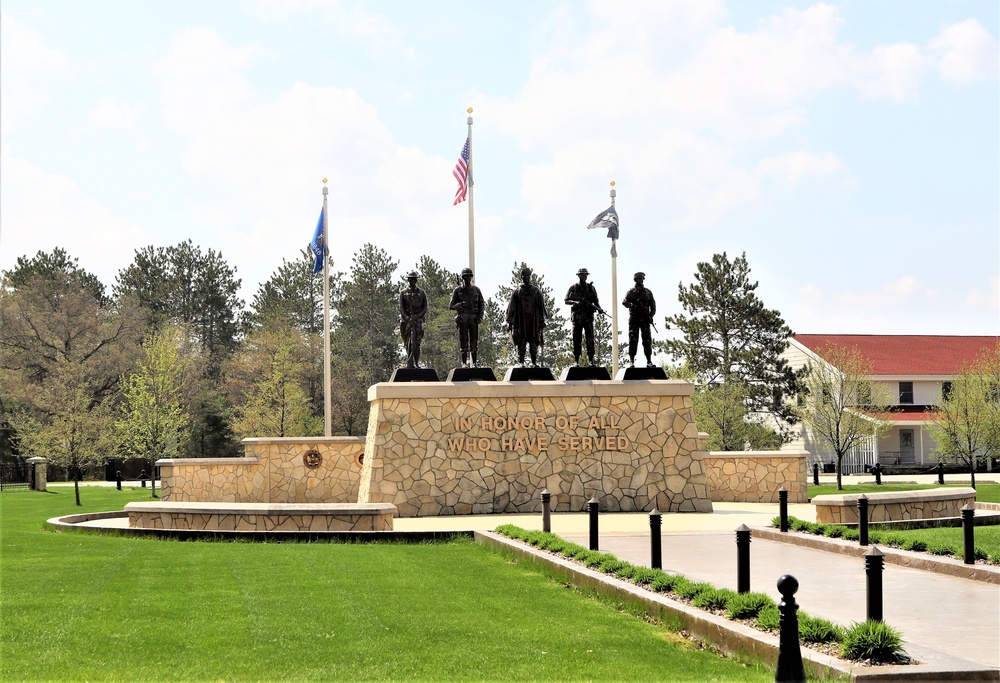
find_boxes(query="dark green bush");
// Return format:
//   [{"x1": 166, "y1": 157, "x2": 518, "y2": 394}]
[
  {"x1": 839, "y1": 620, "x2": 904, "y2": 663},
  {"x1": 630, "y1": 567, "x2": 658, "y2": 585},
  {"x1": 726, "y1": 592, "x2": 775, "y2": 620},
  {"x1": 598, "y1": 557, "x2": 628, "y2": 574},
  {"x1": 561, "y1": 543, "x2": 590, "y2": 559},
  {"x1": 755, "y1": 603, "x2": 780, "y2": 630},
  {"x1": 614, "y1": 563, "x2": 638, "y2": 580},
  {"x1": 673, "y1": 579, "x2": 714, "y2": 600},
  {"x1": 842, "y1": 528, "x2": 860, "y2": 541},
  {"x1": 583, "y1": 552, "x2": 616, "y2": 569},
  {"x1": 822, "y1": 525, "x2": 845, "y2": 538},
  {"x1": 692, "y1": 588, "x2": 737, "y2": 610},
  {"x1": 649, "y1": 572, "x2": 681, "y2": 593},
  {"x1": 790, "y1": 518, "x2": 812, "y2": 532},
  {"x1": 799, "y1": 614, "x2": 842, "y2": 643}
]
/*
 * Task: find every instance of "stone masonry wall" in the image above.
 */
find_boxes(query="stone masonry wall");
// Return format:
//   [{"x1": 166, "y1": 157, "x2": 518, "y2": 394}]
[
  {"x1": 703, "y1": 452, "x2": 808, "y2": 503},
  {"x1": 814, "y1": 488, "x2": 976, "y2": 524},
  {"x1": 126, "y1": 502, "x2": 394, "y2": 532},
  {"x1": 158, "y1": 437, "x2": 365, "y2": 503},
  {"x1": 358, "y1": 381, "x2": 714, "y2": 517}
]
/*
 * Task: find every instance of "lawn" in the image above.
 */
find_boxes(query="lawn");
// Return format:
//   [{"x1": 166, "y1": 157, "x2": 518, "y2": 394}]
[
  {"x1": 1, "y1": 488, "x2": 774, "y2": 682},
  {"x1": 808, "y1": 483, "x2": 1000, "y2": 503}
]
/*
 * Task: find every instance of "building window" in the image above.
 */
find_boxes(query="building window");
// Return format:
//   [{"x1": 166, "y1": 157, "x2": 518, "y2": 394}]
[
  {"x1": 942, "y1": 381, "x2": 952, "y2": 401},
  {"x1": 899, "y1": 381, "x2": 913, "y2": 404}
]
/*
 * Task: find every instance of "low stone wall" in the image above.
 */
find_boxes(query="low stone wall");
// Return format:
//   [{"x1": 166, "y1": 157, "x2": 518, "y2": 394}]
[
  {"x1": 125, "y1": 501, "x2": 395, "y2": 532},
  {"x1": 157, "y1": 437, "x2": 365, "y2": 503},
  {"x1": 359, "y1": 380, "x2": 714, "y2": 517},
  {"x1": 814, "y1": 487, "x2": 977, "y2": 524},
  {"x1": 702, "y1": 451, "x2": 808, "y2": 503}
]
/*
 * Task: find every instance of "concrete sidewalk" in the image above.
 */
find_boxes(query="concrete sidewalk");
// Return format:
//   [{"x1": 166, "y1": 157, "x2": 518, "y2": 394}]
[{"x1": 557, "y1": 530, "x2": 1000, "y2": 670}]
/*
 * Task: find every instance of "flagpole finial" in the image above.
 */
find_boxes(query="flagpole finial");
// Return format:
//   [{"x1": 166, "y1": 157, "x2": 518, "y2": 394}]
[
  {"x1": 610, "y1": 180, "x2": 615, "y2": 186},
  {"x1": 467, "y1": 107, "x2": 473, "y2": 114},
  {"x1": 323, "y1": 177, "x2": 328, "y2": 184}
]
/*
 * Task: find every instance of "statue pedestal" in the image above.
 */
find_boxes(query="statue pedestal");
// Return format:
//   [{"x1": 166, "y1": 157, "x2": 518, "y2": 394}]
[
  {"x1": 359, "y1": 379, "x2": 713, "y2": 517},
  {"x1": 503, "y1": 367, "x2": 555, "y2": 381},
  {"x1": 615, "y1": 366, "x2": 668, "y2": 380},
  {"x1": 446, "y1": 367, "x2": 497, "y2": 382},
  {"x1": 560, "y1": 366, "x2": 612, "y2": 381},
  {"x1": 390, "y1": 368, "x2": 440, "y2": 382}
]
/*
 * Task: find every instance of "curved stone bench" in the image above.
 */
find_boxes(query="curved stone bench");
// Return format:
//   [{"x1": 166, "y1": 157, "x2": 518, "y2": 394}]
[
  {"x1": 813, "y1": 487, "x2": 976, "y2": 525},
  {"x1": 125, "y1": 501, "x2": 395, "y2": 532}
]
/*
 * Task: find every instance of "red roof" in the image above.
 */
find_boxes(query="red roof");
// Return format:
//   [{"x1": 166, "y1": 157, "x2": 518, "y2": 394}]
[
  {"x1": 792, "y1": 335, "x2": 998, "y2": 376},
  {"x1": 859, "y1": 406, "x2": 941, "y2": 422}
]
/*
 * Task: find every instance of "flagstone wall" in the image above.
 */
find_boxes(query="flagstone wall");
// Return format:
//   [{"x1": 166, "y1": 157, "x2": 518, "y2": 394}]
[
  {"x1": 358, "y1": 380, "x2": 715, "y2": 516},
  {"x1": 702, "y1": 451, "x2": 808, "y2": 503}
]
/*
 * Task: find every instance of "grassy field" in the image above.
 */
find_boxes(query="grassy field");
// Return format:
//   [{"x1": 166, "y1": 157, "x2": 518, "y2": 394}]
[
  {"x1": 1, "y1": 488, "x2": 775, "y2": 682},
  {"x1": 808, "y1": 482, "x2": 1000, "y2": 503}
]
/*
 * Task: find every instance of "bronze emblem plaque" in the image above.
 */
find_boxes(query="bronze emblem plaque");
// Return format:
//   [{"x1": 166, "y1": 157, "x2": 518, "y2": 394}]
[{"x1": 303, "y1": 449, "x2": 323, "y2": 470}]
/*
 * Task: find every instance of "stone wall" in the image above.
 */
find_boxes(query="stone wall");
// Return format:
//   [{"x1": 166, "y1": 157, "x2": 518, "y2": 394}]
[
  {"x1": 702, "y1": 451, "x2": 808, "y2": 503},
  {"x1": 125, "y1": 501, "x2": 394, "y2": 532},
  {"x1": 814, "y1": 487, "x2": 977, "y2": 524},
  {"x1": 158, "y1": 437, "x2": 364, "y2": 503},
  {"x1": 358, "y1": 380, "x2": 714, "y2": 517}
]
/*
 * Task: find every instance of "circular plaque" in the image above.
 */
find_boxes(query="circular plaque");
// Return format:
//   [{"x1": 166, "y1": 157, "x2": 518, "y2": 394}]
[{"x1": 303, "y1": 449, "x2": 323, "y2": 470}]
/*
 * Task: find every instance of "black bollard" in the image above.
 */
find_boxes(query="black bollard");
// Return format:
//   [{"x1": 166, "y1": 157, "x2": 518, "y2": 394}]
[
  {"x1": 541, "y1": 489, "x2": 552, "y2": 533},
  {"x1": 588, "y1": 497, "x2": 599, "y2": 551},
  {"x1": 736, "y1": 525, "x2": 751, "y2": 594},
  {"x1": 873, "y1": 463, "x2": 882, "y2": 485},
  {"x1": 938, "y1": 461, "x2": 945, "y2": 485},
  {"x1": 115, "y1": 470, "x2": 123, "y2": 491},
  {"x1": 962, "y1": 504, "x2": 976, "y2": 565},
  {"x1": 649, "y1": 509, "x2": 662, "y2": 570},
  {"x1": 858, "y1": 495, "x2": 869, "y2": 546},
  {"x1": 812, "y1": 462, "x2": 819, "y2": 486},
  {"x1": 865, "y1": 546, "x2": 884, "y2": 622},
  {"x1": 140, "y1": 469, "x2": 147, "y2": 488},
  {"x1": 775, "y1": 574, "x2": 806, "y2": 683},
  {"x1": 778, "y1": 487, "x2": 789, "y2": 532}
]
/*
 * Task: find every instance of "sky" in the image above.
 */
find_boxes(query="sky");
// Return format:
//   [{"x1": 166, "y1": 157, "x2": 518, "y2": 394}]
[{"x1": 2, "y1": 0, "x2": 998, "y2": 338}]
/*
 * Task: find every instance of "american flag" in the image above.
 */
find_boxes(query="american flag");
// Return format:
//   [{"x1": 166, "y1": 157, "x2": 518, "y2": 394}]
[{"x1": 452, "y1": 136, "x2": 470, "y2": 205}]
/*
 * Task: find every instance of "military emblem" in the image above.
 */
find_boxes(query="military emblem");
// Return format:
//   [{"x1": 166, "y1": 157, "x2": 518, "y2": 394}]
[{"x1": 303, "y1": 449, "x2": 323, "y2": 470}]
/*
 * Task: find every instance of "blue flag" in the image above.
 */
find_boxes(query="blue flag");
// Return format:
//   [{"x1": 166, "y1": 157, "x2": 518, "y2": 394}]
[
  {"x1": 587, "y1": 205, "x2": 619, "y2": 240},
  {"x1": 310, "y1": 207, "x2": 325, "y2": 275}
]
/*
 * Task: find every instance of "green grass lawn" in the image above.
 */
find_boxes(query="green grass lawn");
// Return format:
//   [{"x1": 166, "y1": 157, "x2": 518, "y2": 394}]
[
  {"x1": 808, "y1": 483, "x2": 1000, "y2": 503},
  {"x1": 1, "y1": 488, "x2": 774, "y2": 682},
  {"x1": 868, "y1": 525, "x2": 1000, "y2": 560}
]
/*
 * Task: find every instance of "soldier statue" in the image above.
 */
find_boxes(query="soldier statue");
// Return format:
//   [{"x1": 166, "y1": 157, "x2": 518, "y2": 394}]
[
  {"x1": 506, "y1": 267, "x2": 546, "y2": 366},
  {"x1": 398, "y1": 270, "x2": 428, "y2": 368},
  {"x1": 449, "y1": 267, "x2": 485, "y2": 367},
  {"x1": 622, "y1": 271, "x2": 656, "y2": 367},
  {"x1": 564, "y1": 267, "x2": 606, "y2": 366}
]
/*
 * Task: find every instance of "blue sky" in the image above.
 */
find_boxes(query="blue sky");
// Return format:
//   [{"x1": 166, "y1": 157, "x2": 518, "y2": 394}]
[{"x1": 2, "y1": 0, "x2": 997, "y2": 336}]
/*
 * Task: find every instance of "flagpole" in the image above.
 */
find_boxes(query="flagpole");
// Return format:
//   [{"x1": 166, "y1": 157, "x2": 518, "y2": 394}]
[
  {"x1": 322, "y1": 180, "x2": 332, "y2": 437},
  {"x1": 610, "y1": 181, "x2": 619, "y2": 377},
  {"x1": 466, "y1": 107, "x2": 475, "y2": 278}
]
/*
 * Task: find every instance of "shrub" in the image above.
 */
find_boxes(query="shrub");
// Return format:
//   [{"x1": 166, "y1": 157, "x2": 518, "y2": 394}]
[
  {"x1": 495, "y1": 524, "x2": 524, "y2": 539},
  {"x1": 673, "y1": 579, "x2": 714, "y2": 600},
  {"x1": 649, "y1": 572, "x2": 681, "y2": 593},
  {"x1": 842, "y1": 528, "x2": 860, "y2": 541},
  {"x1": 903, "y1": 539, "x2": 927, "y2": 552},
  {"x1": 583, "y1": 552, "x2": 616, "y2": 569},
  {"x1": 692, "y1": 588, "x2": 737, "y2": 610},
  {"x1": 822, "y1": 525, "x2": 845, "y2": 539},
  {"x1": 630, "y1": 567, "x2": 658, "y2": 585},
  {"x1": 839, "y1": 620, "x2": 904, "y2": 663},
  {"x1": 809, "y1": 523, "x2": 826, "y2": 535},
  {"x1": 598, "y1": 557, "x2": 627, "y2": 574},
  {"x1": 790, "y1": 518, "x2": 812, "y2": 532},
  {"x1": 755, "y1": 603, "x2": 780, "y2": 631},
  {"x1": 726, "y1": 592, "x2": 775, "y2": 620},
  {"x1": 799, "y1": 614, "x2": 842, "y2": 643},
  {"x1": 614, "y1": 564, "x2": 638, "y2": 580},
  {"x1": 881, "y1": 533, "x2": 907, "y2": 548},
  {"x1": 561, "y1": 544, "x2": 589, "y2": 559},
  {"x1": 770, "y1": 516, "x2": 782, "y2": 528}
]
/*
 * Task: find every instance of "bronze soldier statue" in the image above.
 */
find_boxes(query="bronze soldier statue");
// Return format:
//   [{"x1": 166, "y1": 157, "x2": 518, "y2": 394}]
[
  {"x1": 564, "y1": 267, "x2": 606, "y2": 366},
  {"x1": 506, "y1": 267, "x2": 546, "y2": 366},
  {"x1": 622, "y1": 271, "x2": 656, "y2": 367},
  {"x1": 398, "y1": 270, "x2": 428, "y2": 368},
  {"x1": 449, "y1": 267, "x2": 485, "y2": 367}
]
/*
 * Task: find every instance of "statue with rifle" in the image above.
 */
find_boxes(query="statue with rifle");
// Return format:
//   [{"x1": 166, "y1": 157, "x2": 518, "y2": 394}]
[
  {"x1": 564, "y1": 267, "x2": 606, "y2": 367},
  {"x1": 398, "y1": 270, "x2": 428, "y2": 369},
  {"x1": 622, "y1": 271, "x2": 656, "y2": 367},
  {"x1": 449, "y1": 267, "x2": 485, "y2": 367}
]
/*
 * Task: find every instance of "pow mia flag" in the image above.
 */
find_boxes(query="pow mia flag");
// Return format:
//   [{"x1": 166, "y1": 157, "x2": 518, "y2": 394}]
[{"x1": 587, "y1": 205, "x2": 619, "y2": 240}]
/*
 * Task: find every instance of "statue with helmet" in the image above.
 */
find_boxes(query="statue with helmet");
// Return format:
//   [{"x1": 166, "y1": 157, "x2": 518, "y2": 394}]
[
  {"x1": 398, "y1": 270, "x2": 428, "y2": 369},
  {"x1": 564, "y1": 267, "x2": 606, "y2": 367},
  {"x1": 622, "y1": 271, "x2": 656, "y2": 367},
  {"x1": 449, "y1": 267, "x2": 485, "y2": 367}
]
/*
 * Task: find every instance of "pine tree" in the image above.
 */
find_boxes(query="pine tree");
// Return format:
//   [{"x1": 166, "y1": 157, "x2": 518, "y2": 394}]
[{"x1": 488, "y1": 262, "x2": 571, "y2": 373}]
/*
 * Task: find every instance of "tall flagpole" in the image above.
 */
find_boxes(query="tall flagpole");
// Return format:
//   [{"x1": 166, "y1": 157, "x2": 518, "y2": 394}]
[
  {"x1": 322, "y1": 180, "x2": 332, "y2": 437},
  {"x1": 466, "y1": 108, "x2": 475, "y2": 278},
  {"x1": 610, "y1": 181, "x2": 619, "y2": 377}
]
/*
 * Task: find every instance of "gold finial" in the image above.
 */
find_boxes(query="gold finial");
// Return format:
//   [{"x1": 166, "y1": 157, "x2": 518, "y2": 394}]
[
  {"x1": 467, "y1": 107, "x2": 473, "y2": 114},
  {"x1": 610, "y1": 180, "x2": 615, "y2": 187},
  {"x1": 322, "y1": 177, "x2": 328, "y2": 184}
]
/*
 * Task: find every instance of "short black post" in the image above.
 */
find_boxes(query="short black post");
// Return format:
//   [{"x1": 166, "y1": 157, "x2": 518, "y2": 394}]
[
  {"x1": 865, "y1": 546, "x2": 884, "y2": 622},
  {"x1": 812, "y1": 462, "x2": 819, "y2": 486},
  {"x1": 858, "y1": 495, "x2": 869, "y2": 546},
  {"x1": 115, "y1": 471, "x2": 123, "y2": 491},
  {"x1": 140, "y1": 468, "x2": 147, "y2": 488},
  {"x1": 588, "y1": 497, "x2": 599, "y2": 551},
  {"x1": 873, "y1": 463, "x2": 882, "y2": 485},
  {"x1": 962, "y1": 504, "x2": 976, "y2": 565},
  {"x1": 775, "y1": 574, "x2": 806, "y2": 683},
  {"x1": 540, "y1": 489, "x2": 551, "y2": 533},
  {"x1": 649, "y1": 509, "x2": 662, "y2": 570},
  {"x1": 778, "y1": 487, "x2": 789, "y2": 532},
  {"x1": 938, "y1": 461, "x2": 945, "y2": 485},
  {"x1": 736, "y1": 524, "x2": 751, "y2": 594}
]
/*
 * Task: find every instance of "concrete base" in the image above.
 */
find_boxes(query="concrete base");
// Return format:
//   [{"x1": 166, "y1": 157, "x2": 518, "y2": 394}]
[{"x1": 125, "y1": 501, "x2": 396, "y2": 532}]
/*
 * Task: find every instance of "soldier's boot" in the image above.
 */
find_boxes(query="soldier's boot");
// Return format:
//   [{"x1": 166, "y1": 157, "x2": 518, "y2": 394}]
[
  {"x1": 645, "y1": 355, "x2": 653, "y2": 367},
  {"x1": 629, "y1": 356, "x2": 636, "y2": 367},
  {"x1": 413, "y1": 350, "x2": 421, "y2": 369},
  {"x1": 471, "y1": 352, "x2": 478, "y2": 367},
  {"x1": 461, "y1": 351, "x2": 468, "y2": 367},
  {"x1": 574, "y1": 355, "x2": 581, "y2": 367}
]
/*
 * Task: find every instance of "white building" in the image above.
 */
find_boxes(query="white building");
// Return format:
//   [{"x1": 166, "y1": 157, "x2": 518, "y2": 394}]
[{"x1": 781, "y1": 334, "x2": 998, "y2": 473}]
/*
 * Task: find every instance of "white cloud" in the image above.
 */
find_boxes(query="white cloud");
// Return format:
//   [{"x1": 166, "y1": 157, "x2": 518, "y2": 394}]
[
  {"x1": 0, "y1": 143, "x2": 149, "y2": 286},
  {"x1": 91, "y1": 98, "x2": 142, "y2": 130},
  {"x1": 964, "y1": 275, "x2": 1000, "y2": 315},
  {"x1": 757, "y1": 150, "x2": 845, "y2": 185},
  {"x1": 0, "y1": 12, "x2": 68, "y2": 133},
  {"x1": 931, "y1": 19, "x2": 999, "y2": 85}
]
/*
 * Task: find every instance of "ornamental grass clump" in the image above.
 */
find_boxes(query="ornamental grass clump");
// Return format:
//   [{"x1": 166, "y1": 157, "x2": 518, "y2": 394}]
[
  {"x1": 799, "y1": 614, "x2": 843, "y2": 644},
  {"x1": 649, "y1": 572, "x2": 680, "y2": 594},
  {"x1": 726, "y1": 592, "x2": 775, "y2": 620},
  {"x1": 822, "y1": 525, "x2": 845, "y2": 538},
  {"x1": 692, "y1": 588, "x2": 737, "y2": 611},
  {"x1": 903, "y1": 539, "x2": 927, "y2": 552},
  {"x1": 630, "y1": 567, "x2": 658, "y2": 586},
  {"x1": 598, "y1": 557, "x2": 628, "y2": 575},
  {"x1": 839, "y1": 620, "x2": 904, "y2": 663},
  {"x1": 755, "y1": 603, "x2": 780, "y2": 631},
  {"x1": 673, "y1": 579, "x2": 714, "y2": 600}
]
